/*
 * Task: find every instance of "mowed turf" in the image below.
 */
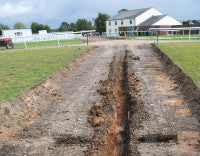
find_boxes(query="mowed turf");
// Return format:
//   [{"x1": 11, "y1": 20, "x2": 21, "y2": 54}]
[
  {"x1": 0, "y1": 38, "x2": 83, "y2": 50},
  {"x1": 0, "y1": 46, "x2": 92, "y2": 102},
  {"x1": 156, "y1": 42, "x2": 200, "y2": 87}
]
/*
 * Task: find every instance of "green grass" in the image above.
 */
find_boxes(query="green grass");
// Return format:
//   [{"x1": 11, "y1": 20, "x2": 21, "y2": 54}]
[
  {"x1": 107, "y1": 34, "x2": 200, "y2": 40},
  {"x1": 0, "y1": 46, "x2": 93, "y2": 102},
  {"x1": 156, "y1": 42, "x2": 200, "y2": 87},
  {"x1": 0, "y1": 38, "x2": 83, "y2": 50}
]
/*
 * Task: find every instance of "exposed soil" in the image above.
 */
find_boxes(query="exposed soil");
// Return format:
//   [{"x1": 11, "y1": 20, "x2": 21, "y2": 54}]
[
  {"x1": 86, "y1": 48, "x2": 147, "y2": 155},
  {"x1": 0, "y1": 39, "x2": 199, "y2": 156},
  {"x1": 152, "y1": 44, "x2": 200, "y2": 122}
]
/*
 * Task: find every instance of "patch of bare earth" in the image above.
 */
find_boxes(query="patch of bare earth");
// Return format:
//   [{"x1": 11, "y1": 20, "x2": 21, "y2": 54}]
[
  {"x1": 0, "y1": 40, "x2": 199, "y2": 156},
  {"x1": 86, "y1": 49, "x2": 147, "y2": 156}
]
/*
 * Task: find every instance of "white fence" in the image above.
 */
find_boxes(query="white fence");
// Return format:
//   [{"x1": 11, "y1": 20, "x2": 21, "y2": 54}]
[{"x1": 11, "y1": 32, "x2": 82, "y2": 43}]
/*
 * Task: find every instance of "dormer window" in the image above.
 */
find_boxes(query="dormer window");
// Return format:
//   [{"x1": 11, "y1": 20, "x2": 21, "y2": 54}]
[
  {"x1": 109, "y1": 21, "x2": 111, "y2": 26},
  {"x1": 121, "y1": 20, "x2": 123, "y2": 25},
  {"x1": 115, "y1": 21, "x2": 117, "y2": 25},
  {"x1": 130, "y1": 20, "x2": 132, "y2": 24}
]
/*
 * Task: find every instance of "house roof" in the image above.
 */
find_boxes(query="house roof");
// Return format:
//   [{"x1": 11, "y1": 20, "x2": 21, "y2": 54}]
[
  {"x1": 107, "y1": 8, "x2": 152, "y2": 21},
  {"x1": 138, "y1": 15, "x2": 167, "y2": 26}
]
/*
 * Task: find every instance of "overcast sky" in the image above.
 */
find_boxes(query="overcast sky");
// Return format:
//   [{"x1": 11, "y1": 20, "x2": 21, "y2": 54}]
[{"x1": 0, "y1": 0, "x2": 199, "y2": 29}]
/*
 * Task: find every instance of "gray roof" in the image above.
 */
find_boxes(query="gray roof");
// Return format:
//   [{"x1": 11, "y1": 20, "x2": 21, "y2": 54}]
[
  {"x1": 107, "y1": 8, "x2": 152, "y2": 21},
  {"x1": 138, "y1": 15, "x2": 167, "y2": 26}
]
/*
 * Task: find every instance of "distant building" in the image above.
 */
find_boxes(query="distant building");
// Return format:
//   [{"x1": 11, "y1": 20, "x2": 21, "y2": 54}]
[
  {"x1": 2, "y1": 29, "x2": 32, "y2": 38},
  {"x1": 173, "y1": 20, "x2": 200, "y2": 34},
  {"x1": 106, "y1": 7, "x2": 181, "y2": 36},
  {"x1": 39, "y1": 30, "x2": 47, "y2": 35}
]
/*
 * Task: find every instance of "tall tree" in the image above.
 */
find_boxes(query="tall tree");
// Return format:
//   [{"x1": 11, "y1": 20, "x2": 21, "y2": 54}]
[
  {"x1": 59, "y1": 22, "x2": 70, "y2": 31},
  {"x1": 75, "y1": 19, "x2": 93, "y2": 31},
  {"x1": 31, "y1": 22, "x2": 39, "y2": 33},
  {"x1": 44, "y1": 25, "x2": 51, "y2": 33},
  {"x1": 31, "y1": 22, "x2": 51, "y2": 33},
  {"x1": 14, "y1": 22, "x2": 27, "y2": 29},
  {"x1": 0, "y1": 23, "x2": 10, "y2": 35},
  {"x1": 95, "y1": 13, "x2": 110, "y2": 34},
  {"x1": 69, "y1": 23, "x2": 76, "y2": 31}
]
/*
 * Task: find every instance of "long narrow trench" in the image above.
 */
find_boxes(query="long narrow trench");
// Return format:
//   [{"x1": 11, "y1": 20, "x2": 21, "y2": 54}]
[{"x1": 87, "y1": 49, "x2": 143, "y2": 156}]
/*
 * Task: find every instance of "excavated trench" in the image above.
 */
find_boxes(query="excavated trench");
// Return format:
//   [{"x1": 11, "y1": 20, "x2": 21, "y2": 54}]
[{"x1": 86, "y1": 49, "x2": 146, "y2": 156}]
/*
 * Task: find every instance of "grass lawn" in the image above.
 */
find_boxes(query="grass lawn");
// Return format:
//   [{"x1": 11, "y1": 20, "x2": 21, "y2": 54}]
[
  {"x1": 156, "y1": 42, "x2": 200, "y2": 87},
  {"x1": 0, "y1": 46, "x2": 93, "y2": 102},
  {"x1": 107, "y1": 34, "x2": 200, "y2": 40},
  {"x1": 0, "y1": 38, "x2": 83, "y2": 50}
]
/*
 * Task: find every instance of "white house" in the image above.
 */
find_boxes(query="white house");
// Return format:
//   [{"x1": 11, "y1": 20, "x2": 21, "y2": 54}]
[
  {"x1": 106, "y1": 7, "x2": 182, "y2": 36},
  {"x1": 2, "y1": 29, "x2": 32, "y2": 38}
]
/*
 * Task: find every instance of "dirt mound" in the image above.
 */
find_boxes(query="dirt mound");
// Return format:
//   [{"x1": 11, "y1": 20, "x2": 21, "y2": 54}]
[{"x1": 88, "y1": 102, "x2": 105, "y2": 127}]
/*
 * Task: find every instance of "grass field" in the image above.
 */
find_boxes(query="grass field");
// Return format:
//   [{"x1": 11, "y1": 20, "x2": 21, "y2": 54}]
[
  {"x1": 0, "y1": 46, "x2": 92, "y2": 102},
  {"x1": 0, "y1": 38, "x2": 83, "y2": 50},
  {"x1": 107, "y1": 34, "x2": 200, "y2": 40},
  {"x1": 156, "y1": 42, "x2": 200, "y2": 87}
]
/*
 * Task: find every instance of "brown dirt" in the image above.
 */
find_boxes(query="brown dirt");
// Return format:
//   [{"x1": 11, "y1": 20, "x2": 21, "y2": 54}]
[
  {"x1": 86, "y1": 49, "x2": 147, "y2": 156},
  {"x1": 0, "y1": 40, "x2": 199, "y2": 155},
  {"x1": 152, "y1": 44, "x2": 200, "y2": 122}
]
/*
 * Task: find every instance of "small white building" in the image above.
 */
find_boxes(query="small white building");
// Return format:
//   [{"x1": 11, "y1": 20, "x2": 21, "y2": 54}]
[
  {"x1": 39, "y1": 30, "x2": 47, "y2": 35},
  {"x1": 106, "y1": 7, "x2": 182, "y2": 36},
  {"x1": 2, "y1": 29, "x2": 32, "y2": 37}
]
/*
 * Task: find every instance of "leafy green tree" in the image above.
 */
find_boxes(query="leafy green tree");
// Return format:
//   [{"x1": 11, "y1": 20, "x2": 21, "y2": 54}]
[
  {"x1": 59, "y1": 22, "x2": 70, "y2": 31},
  {"x1": 118, "y1": 9, "x2": 128, "y2": 13},
  {"x1": 95, "y1": 13, "x2": 110, "y2": 34},
  {"x1": 44, "y1": 25, "x2": 51, "y2": 33},
  {"x1": 0, "y1": 23, "x2": 10, "y2": 35},
  {"x1": 14, "y1": 22, "x2": 27, "y2": 29},
  {"x1": 69, "y1": 23, "x2": 76, "y2": 31},
  {"x1": 31, "y1": 22, "x2": 39, "y2": 33},
  {"x1": 75, "y1": 19, "x2": 93, "y2": 31},
  {"x1": 31, "y1": 22, "x2": 51, "y2": 33},
  {"x1": 38, "y1": 24, "x2": 45, "y2": 31}
]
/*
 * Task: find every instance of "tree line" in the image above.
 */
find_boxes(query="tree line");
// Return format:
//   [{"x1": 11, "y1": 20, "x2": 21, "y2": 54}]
[{"x1": 0, "y1": 13, "x2": 110, "y2": 35}]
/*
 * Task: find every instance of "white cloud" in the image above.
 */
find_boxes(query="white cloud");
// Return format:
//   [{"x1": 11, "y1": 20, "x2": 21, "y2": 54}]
[{"x1": 0, "y1": 2, "x2": 31, "y2": 17}]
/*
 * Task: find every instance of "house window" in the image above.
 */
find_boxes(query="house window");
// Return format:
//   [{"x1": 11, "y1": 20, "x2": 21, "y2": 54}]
[
  {"x1": 15, "y1": 32, "x2": 22, "y2": 36},
  {"x1": 121, "y1": 20, "x2": 123, "y2": 25},
  {"x1": 109, "y1": 29, "x2": 112, "y2": 35},
  {"x1": 115, "y1": 29, "x2": 118, "y2": 33},
  {"x1": 109, "y1": 21, "x2": 111, "y2": 26},
  {"x1": 130, "y1": 20, "x2": 132, "y2": 24},
  {"x1": 115, "y1": 21, "x2": 117, "y2": 25}
]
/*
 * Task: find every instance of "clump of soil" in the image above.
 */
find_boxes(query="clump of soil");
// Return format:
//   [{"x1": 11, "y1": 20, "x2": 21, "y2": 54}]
[{"x1": 88, "y1": 102, "x2": 105, "y2": 127}]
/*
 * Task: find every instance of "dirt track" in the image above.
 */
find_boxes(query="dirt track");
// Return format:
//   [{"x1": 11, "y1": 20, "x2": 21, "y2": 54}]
[{"x1": 0, "y1": 39, "x2": 199, "y2": 156}]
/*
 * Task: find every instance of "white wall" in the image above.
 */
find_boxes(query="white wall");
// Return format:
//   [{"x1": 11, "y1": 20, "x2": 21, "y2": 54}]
[
  {"x1": 154, "y1": 15, "x2": 182, "y2": 26},
  {"x1": 135, "y1": 8, "x2": 163, "y2": 25},
  {"x1": 106, "y1": 19, "x2": 135, "y2": 36},
  {"x1": 2, "y1": 29, "x2": 32, "y2": 37}
]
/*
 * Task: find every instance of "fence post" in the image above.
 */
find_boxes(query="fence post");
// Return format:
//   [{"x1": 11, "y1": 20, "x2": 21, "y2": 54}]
[
  {"x1": 57, "y1": 35, "x2": 60, "y2": 47},
  {"x1": 23, "y1": 37, "x2": 27, "y2": 49},
  {"x1": 189, "y1": 28, "x2": 191, "y2": 41},
  {"x1": 86, "y1": 33, "x2": 89, "y2": 46},
  {"x1": 156, "y1": 31, "x2": 159, "y2": 43}
]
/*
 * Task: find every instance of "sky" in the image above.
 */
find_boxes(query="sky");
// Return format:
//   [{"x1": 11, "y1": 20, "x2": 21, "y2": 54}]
[{"x1": 0, "y1": 0, "x2": 199, "y2": 29}]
